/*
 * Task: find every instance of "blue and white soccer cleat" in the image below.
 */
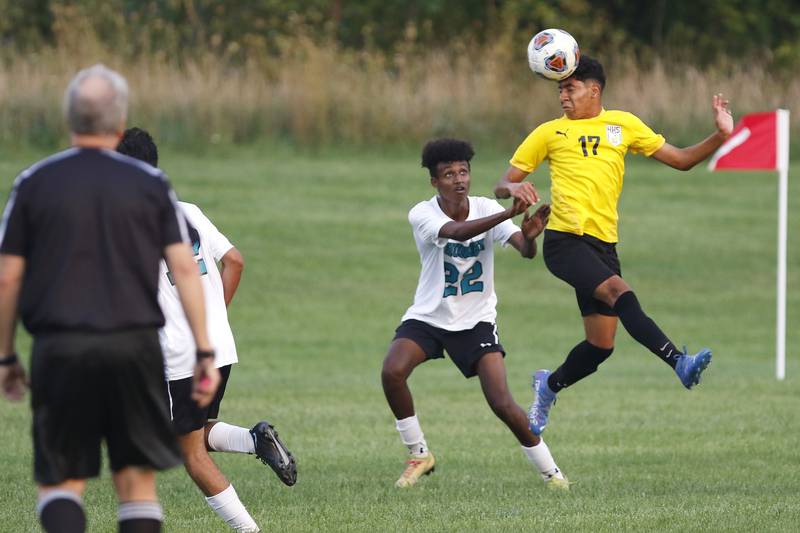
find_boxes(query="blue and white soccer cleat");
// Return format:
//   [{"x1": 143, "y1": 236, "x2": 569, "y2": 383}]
[
  {"x1": 528, "y1": 369, "x2": 557, "y2": 435},
  {"x1": 674, "y1": 348, "x2": 712, "y2": 389}
]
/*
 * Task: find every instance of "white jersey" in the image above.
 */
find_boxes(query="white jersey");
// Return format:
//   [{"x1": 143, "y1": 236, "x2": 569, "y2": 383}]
[
  {"x1": 159, "y1": 202, "x2": 238, "y2": 380},
  {"x1": 401, "y1": 196, "x2": 520, "y2": 331}
]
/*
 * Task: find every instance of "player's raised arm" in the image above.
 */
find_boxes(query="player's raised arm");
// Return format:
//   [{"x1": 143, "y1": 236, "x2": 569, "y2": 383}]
[
  {"x1": 494, "y1": 165, "x2": 539, "y2": 204},
  {"x1": 651, "y1": 93, "x2": 734, "y2": 171},
  {"x1": 507, "y1": 204, "x2": 550, "y2": 259},
  {"x1": 439, "y1": 197, "x2": 530, "y2": 242}
]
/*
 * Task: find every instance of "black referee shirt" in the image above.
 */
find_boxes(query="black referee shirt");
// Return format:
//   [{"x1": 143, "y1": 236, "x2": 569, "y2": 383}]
[{"x1": 0, "y1": 147, "x2": 189, "y2": 335}]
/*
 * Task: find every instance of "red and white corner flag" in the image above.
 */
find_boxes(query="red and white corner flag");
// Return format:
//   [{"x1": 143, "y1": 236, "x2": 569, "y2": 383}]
[
  {"x1": 708, "y1": 111, "x2": 789, "y2": 171},
  {"x1": 709, "y1": 109, "x2": 791, "y2": 380}
]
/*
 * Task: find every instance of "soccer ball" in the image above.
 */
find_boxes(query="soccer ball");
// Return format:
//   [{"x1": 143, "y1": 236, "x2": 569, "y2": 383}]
[{"x1": 527, "y1": 29, "x2": 580, "y2": 81}]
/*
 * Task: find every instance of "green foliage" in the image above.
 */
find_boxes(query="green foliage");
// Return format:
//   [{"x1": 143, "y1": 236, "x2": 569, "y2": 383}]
[
  {"x1": 2, "y1": 1, "x2": 799, "y2": 150},
  {"x1": 4, "y1": 0, "x2": 800, "y2": 68},
  {"x1": 0, "y1": 0, "x2": 52, "y2": 52}
]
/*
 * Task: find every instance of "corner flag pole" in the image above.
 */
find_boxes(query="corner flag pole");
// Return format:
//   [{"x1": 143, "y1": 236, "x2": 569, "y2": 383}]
[
  {"x1": 776, "y1": 109, "x2": 790, "y2": 380},
  {"x1": 708, "y1": 109, "x2": 790, "y2": 380}
]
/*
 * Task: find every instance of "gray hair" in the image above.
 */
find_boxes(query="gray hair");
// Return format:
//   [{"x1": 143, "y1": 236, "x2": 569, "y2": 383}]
[{"x1": 63, "y1": 64, "x2": 129, "y2": 135}]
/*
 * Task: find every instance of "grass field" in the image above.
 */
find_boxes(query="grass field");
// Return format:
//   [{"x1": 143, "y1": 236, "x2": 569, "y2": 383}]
[{"x1": 0, "y1": 145, "x2": 798, "y2": 532}]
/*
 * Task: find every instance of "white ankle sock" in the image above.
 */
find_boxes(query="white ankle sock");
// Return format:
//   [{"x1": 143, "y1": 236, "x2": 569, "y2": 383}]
[
  {"x1": 521, "y1": 440, "x2": 564, "y2": 480},
  {"x1": 205, "y1": 484, "x2": 260, "y2": 532},
  {"x1": 207, "y1": 422, "x2": 256, "y2": 454},
  {"x1": 36, "y1": 489, "x2": 83, "y2": 517},
  {"x1": 395, "y1": 415, "x2": 428, "y2": 457}
]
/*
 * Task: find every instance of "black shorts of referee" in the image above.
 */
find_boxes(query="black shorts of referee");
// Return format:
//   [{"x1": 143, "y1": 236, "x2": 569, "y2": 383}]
[
  {"x1": 543, "y1": 229, "x2": 622, "y2": 317},
  {"x1": 31, "y1": 329, "x2": 181, "y2": 485}
]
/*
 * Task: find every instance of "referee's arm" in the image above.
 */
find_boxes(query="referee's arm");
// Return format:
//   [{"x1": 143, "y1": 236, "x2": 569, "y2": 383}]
[{"x1": 0, "y1": 254, "x2": 28, "y2": 400}]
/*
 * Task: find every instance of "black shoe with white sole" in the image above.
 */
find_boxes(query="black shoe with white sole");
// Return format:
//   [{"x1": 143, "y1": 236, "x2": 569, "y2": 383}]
[{"x1": 249, "y1": 420, "x2": 297, "y2": 486}]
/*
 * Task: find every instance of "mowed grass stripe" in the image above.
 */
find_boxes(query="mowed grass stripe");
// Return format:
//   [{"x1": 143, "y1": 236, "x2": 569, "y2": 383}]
[{"x1": 0, "y1": 146, "x2": 797, "y2": 531}]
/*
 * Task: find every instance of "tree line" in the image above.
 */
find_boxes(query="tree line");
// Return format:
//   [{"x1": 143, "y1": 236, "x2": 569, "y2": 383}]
[{"x1": 3, "y1": 0, "x2": 799, "y2": 70}]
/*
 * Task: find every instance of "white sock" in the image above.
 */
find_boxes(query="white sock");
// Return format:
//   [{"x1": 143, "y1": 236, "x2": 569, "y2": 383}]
[
  {"x1": 395, "y1": 415, "x2": 429, "y2": 457},
  {"x1": 207, "y1": 422, "x2": 256, "y2": 454},
  {"x1": 205, "y1": 484, "x2": 260, "y2": 533},
  {"x1": 36, "y1": 489, "x2": 83, "y2": 517},
  {"x1": 521, "y1": 440, "x2": 564, "y2": 480}
]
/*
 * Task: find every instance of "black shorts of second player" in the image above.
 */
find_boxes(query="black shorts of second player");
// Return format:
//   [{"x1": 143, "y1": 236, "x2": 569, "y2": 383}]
[
  {"x1": 543, "y1": 229, "x2": 622, "y2": 317},
  {"x1": 165, "y1": 365, "x2": 233, "y2": 435},
  {"x1": 393, "y1": 319, "x2": 505, "y2": 378},
  {"x1": 31, "y1": 328, "x2": 182, "y2": 486}
]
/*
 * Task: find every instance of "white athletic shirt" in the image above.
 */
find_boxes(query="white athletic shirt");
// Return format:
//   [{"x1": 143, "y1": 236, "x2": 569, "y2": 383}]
[
  {"x1": 401, "y1": 196, "x2": 520, "y2": 331},
  {"x1": 159, "y1": 202, "x2": 238, "y2": 380}
]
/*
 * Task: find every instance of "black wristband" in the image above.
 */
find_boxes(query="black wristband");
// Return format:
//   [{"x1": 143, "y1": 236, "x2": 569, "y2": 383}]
[
  {"x1": 196, "y1": 349, "x2": 215, "y2": 362},
  {"x1": 0, "y1": 353, "x2": 19, "y2": 366}
]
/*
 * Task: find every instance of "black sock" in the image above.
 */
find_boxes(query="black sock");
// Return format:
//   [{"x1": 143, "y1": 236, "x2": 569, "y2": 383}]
[
  {"x1": 548, "y1": 340, "x2": 614, "y2": 392},
  {"x1": 118, "y1": 502, "x2": 163, "y2": 533},
  {"x1": 119, "y1": 519, "x2": 161, "y2": 533},
  {"x1": 39, "y1": 495, "x2": 86, "y2": 533},
  {"x1": 613, "y1": 291, "x2": 681, "y2": 368}
]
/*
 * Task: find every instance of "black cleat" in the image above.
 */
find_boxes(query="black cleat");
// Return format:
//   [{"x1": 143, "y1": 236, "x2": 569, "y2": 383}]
[{"x1": 250, "y1": 421, "x2": 297, "y2": 486}]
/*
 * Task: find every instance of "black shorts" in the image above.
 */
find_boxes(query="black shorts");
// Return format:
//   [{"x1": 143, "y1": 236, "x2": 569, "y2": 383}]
[
  {"x1": 393, "y1": 319, "x2": 505, "y2": 378},
  {"x1": 543, "y1": 229, "x2": 622, "y2": 317},
  {"x1": 166, "y1": 365, "x2": 232, "y2": 435},
  {"x1": 31, "y1": 329, "x2": 181, "y2": 486}
]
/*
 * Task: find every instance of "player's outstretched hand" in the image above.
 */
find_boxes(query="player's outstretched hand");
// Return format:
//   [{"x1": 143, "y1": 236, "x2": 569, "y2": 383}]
[
  {"x1": 0, "y1": 360, "x2": 28, "y2": 401},
  {"x1": 713, "y1": 93, "x2": 734, "y2": 139},
  {"x1": 192, "y1": 359, "x2": 221, "y2": 408},
  {"x1": 521, "y1": 203, "x2": 551, "y2": 240},
  {"x1": 508, "y1": 196, "x2": 532, "y2": 217},
  {"x1": 507, "y1": 181, "x2": 539, "y2": 205}
]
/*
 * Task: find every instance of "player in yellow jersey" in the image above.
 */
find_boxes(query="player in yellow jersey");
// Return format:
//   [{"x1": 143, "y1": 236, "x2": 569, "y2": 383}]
[{"x1": 494, "y1": 56, "x2": 734, "y2": 435}]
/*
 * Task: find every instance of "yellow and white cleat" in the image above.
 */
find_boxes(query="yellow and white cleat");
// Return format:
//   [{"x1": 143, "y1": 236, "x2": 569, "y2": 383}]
[
  {"x1": 395, "y1": 452, "x2": 436, "y2": 488},
  {"x1": 545, "y1": 474, "x2": 571, "y2": 491}
]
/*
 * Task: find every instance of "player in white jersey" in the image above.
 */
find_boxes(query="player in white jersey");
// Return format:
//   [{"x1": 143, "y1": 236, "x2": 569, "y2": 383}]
[
  {"x1": 117, "y1": 128, "x2": 296, "y2": 533},
  {"x1": 381, "y1": 138, "x2": 568, "y2": 490}
]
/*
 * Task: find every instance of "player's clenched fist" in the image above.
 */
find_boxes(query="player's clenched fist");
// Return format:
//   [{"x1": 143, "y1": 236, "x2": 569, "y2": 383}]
[{"x1": 0, "y1": 357, "x2": 28, "y2": 401}]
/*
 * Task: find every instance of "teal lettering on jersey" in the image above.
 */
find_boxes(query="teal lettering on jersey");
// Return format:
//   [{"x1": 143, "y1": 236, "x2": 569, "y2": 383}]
[
  {"x1": 166, "y1": 237, "x2": 207, "y2": 285},
  {"x1": 192, "y1": 240, "x2": 208, "y2": 275},
  {"x1": 443, "y1": 260, "x2": 484, "y2": 297},
  {"x1": 444, "y1": 238, "x2": 485, "y2": 259}
]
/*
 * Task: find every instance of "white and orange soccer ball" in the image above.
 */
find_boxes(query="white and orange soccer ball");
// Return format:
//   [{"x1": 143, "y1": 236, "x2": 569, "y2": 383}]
[{"x1": 527, "y1": 29, "x2": 580, "y2": 81}]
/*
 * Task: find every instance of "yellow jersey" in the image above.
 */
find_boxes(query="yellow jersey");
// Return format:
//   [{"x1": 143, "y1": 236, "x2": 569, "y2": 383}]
[{"x1": 510, "y1": 109, "x2": 665, "y2": 243}]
